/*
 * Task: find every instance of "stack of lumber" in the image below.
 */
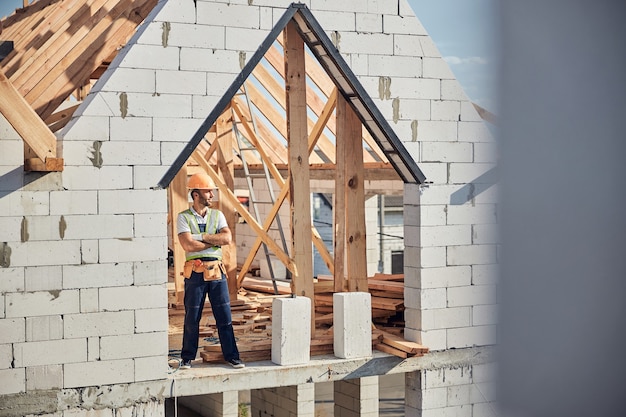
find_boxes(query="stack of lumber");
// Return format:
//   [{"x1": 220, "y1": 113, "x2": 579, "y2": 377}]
[
  {"x1": 171, "y1": 272, "x2": 428, "y2": 364},
  {"x1": 313, "y1": 274, "x2": 405, "y2": 328},
  {"x1": 200, "y1": 326, "x2": 427, "y2": 363},
  {"x1": 372, "y1": 329, "x2": 429, "y2": 358}
]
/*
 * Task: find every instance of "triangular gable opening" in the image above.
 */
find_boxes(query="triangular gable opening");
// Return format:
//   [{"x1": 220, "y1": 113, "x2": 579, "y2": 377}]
[
  {"x1": 163, "y1": 4, "x2": 427, "y2": 343},
  {"x1": 158, "y1": 3, "x2": 425, "y2": 189}
]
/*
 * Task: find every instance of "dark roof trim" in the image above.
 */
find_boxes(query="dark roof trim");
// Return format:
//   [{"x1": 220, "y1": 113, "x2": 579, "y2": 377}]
[{"x1": 158, "y1": 3, "x2": 425, "y2": 188}]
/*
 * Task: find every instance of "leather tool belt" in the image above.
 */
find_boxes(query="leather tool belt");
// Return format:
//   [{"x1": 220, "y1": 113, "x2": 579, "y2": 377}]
[{"x1": 183, "y1": 259, "x2": 225, "y2": 281}]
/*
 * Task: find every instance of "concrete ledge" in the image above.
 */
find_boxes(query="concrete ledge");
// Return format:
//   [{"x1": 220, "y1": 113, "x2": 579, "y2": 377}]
[{"x1": 0, "y1": 346, "x2": 496, "y2": 416}]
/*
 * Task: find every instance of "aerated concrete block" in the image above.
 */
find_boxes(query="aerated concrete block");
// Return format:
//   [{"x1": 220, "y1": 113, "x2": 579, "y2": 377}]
[
  {"x1": 333, "y1": 292, "x2": 372, "y2": 359},
  {"x1": 271, "y1": 296, "x2": 310, "y2": 365}
]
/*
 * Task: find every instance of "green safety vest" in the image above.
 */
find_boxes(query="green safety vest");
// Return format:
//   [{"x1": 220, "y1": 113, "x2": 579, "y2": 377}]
[{"x1": 181, "y1": 208, "x2": 222, "y2": 261}]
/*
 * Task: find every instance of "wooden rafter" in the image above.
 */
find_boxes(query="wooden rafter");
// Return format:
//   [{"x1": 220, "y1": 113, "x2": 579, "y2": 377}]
[
  {"x1": 0, "y1": 70, "x2": 61, "y2": 170},
  {"x1": 216, "y1": 114, "x2": 239, "y2": 299}
]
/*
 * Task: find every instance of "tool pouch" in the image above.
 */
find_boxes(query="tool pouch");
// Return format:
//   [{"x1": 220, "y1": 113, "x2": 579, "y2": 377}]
[
  {"x1": 182, "y1": 261, "x2": 193, "y2": 279},
  {"x1": 183, "y1": 260, "x2": 223, "y2": 281},
  {"x1": 202, "y1": 260, "x2": 222, "y2": 281}
]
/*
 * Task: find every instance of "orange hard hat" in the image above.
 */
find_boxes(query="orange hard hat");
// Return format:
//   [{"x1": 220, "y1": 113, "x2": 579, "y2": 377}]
[{"x1": 187, "y1": 172, "x2": 216, "y2": 189}]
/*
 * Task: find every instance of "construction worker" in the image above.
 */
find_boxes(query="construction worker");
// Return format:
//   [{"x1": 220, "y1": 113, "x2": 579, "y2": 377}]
[{"x1": 176, "y1": 172, "x2": 244, "y2": 369}]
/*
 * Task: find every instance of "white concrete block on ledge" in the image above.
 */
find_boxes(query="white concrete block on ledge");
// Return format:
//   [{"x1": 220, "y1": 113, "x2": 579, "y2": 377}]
[
  {"x1": 333, "y1": 292, "x2": 372, "y2": 359},
  {"x1": 272, "y1": 296, "x2": 311, "y2": 365}
]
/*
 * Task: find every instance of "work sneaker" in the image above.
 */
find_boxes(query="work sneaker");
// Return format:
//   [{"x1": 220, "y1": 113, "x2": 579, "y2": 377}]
[
  {"x1": 227, "y1": 358, "x2": 245, "y2": 369},
  {"x1": 179, "y1": 359, "x2": 192, "y2": 369}
]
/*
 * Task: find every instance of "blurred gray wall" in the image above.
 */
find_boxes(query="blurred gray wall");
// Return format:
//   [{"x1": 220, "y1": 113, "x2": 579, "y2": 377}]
[{"x1": 498, "y1": 1, "x2": 626, "y2": 416}]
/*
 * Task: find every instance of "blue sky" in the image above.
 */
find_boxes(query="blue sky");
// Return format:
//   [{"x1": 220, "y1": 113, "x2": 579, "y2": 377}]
[{"x1": 1, "y1": 0, "x2": 498, "y2": 109}]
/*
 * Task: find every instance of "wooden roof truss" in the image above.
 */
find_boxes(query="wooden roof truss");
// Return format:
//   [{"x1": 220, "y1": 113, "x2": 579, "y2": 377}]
[{"x1": 0, "y1": 0, "x2": 158, "y2": 171}]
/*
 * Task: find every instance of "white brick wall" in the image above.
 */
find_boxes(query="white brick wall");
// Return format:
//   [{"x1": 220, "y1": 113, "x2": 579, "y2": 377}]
[
  {"x1": 64, "y1": 359, "x2": 134, "y2": 388},
  {"x1": 0, "y1": 344, "x2": 13, "y2": 368},
  {"x1": 422, "y1": 142, "x2": 472, "y2": 163},
  {"x1": 150, "y1": 23, "x2": 225, "y2": 49},
  {"x1": 135, "y1": 355, "x2": 167, "y2": 382},
  {"x1": 0, "y1": 368, "x2": 25, "y2": 395},
  {"x1": 100, "y1": 68, "x2": 156, "y2": 93},
  {"x1": 196, "y1": 3, "x2": 261, "y2": 28},
  {"x1": 63, "y1": 263, "x2": 134, "y2": 289},
  {"x1": 336, "y1": 32, "x2": 394, "y2": 55},
  {"x1": 50, "y1": 191, "x2": 98, "y2": 215},
  {"x1": 6, "y1": 291, "x2": 79, "y2": 318},
  {"x1": 64, "y1": 311, "x2": 134, "y2": 338},
  {"x1": 407, "y1": 367, "x2": 497, "y2": 417},
  {"x1": 24, "y1": 266, "x2": 62, "y2": 291},
  {"x1": 99, "y1": 285, "x2": 167, "y2": 311},
  {"x1": 26, "y1": 316, "x2": 63, "y2": 341},
  {"x1": 99, "y1": 238, "x2": 167, "y2": 263},
  {"x1": 152, "y1": 117, "x2": 204, "y2": 143},
  {"x1": 135, "y1": 308, "x2": 168, "y2": 333},
  {"x1": 61, "y1": 166, "x2": 133, "y2": 191},
  {"x1": 61, "y1": 215, "x2": 134, "y2": 240},
  {"x1": 368, "y1": 55, "x2": 422, "y2": 77},
  {"x1": 14, "y1": 338, "x2": 86, "y2": 367},
  {"x1": 26, "y1": 365, "x2": 63, "y2": 391},
  {"x1": 101, "y1": 142, "x2": 162, "y2": 166},
  {"x1": 134, "y1": 260, "x2": 168, "y2": 286},
  {"x1": 0, "y1": 318, "x2": 25, "y2": 344},
  {"x1": 99, "y1": 331, "x2": 167, "y2": 360}
]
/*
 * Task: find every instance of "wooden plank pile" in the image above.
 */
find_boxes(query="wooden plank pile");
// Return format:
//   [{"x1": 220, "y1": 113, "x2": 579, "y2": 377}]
[
  {"x1": 372, "y1": 329, "x2": 429, "y2": 358},
  {"x1": 168, "y1": 272, "x2": 427, "y2": 364},
  {"x1": 200, "y1": 326, "x2": 428, "y2": 363},
  {"x1": 313, "y1": 274, "x2": 405, "y2": 328}
]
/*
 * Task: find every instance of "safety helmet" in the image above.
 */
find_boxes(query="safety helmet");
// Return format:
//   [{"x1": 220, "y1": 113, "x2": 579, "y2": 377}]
[{"x1": 187, "y1": 172, "x2": 216, "y2": 189}]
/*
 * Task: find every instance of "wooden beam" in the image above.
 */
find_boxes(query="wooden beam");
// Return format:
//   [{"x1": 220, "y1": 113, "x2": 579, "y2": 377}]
[
  {"x1": 24, "y1": 157, "x2": 64, "y2": 172},
  {"x1": 334, "y1": 112, "x2": 347, "y2": 293},
  {"x1": 169, "y1": 166, "x2": 189, "y2": 305},
  {"x1": 5, "y1": 0, "x2": 113, "y2": 82},
  {"x1": 284, "y1": 21, "x2": 314, "y2": 307},
  {"x1": 216, "y1": 114, "x2": 238, "y2": 300},
  {"x1": 0, "y1": 70, "x2": 57, "y2": 162},
  {"x1": 45, "y1": 103, "x2": 80, "y2": 133},
  {"x1": 25, "y1": 0, "x2": 157, "y2": 120},
  {"x1": 337, "y1": 93, "x2": 368, "y2": 292}
]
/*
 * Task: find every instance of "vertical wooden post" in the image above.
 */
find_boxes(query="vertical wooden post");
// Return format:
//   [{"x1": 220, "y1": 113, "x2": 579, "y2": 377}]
[
  {"x1": 336, "y1": 94, "x2": 368, "y2": 292},
  {"x1": 216, "y1": 112, "x2": 238, "y2": 300},
  {"x1": 284, "y1": 22, "x2": 315, "y2": 328},
  {"x1": 334, "y1": 109, "x2": 347, "y2": 293},
  {"x1": 170, "y1": 166, "x2": 189, "y2": 305}
]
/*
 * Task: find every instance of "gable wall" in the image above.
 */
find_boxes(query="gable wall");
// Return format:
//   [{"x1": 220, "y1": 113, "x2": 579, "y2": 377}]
[{"x1": 0, "y1": 0, "x2": 498, "y2": 407}]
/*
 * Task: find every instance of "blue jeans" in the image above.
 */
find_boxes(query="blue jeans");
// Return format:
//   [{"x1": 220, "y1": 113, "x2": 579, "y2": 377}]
[{"x1": 181, "y1": 271, "x2": 240, "y2": 362}]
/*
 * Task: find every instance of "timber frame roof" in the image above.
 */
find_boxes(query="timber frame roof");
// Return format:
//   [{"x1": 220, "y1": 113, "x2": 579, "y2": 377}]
[
  {"x1": 158, "y1": 3, "x2": 426, "y2": 187},
  {"x1": 0, "y1": 0, "x2": 158, "y2": 171},
  {"x1": 0, "y1": 0, "x2": 426, "y2": 184}
]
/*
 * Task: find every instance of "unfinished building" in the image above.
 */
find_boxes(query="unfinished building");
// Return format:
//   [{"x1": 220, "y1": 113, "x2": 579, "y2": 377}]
[{"x1": 0, "y1": 1, "x2": 498, "y2": 416}]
